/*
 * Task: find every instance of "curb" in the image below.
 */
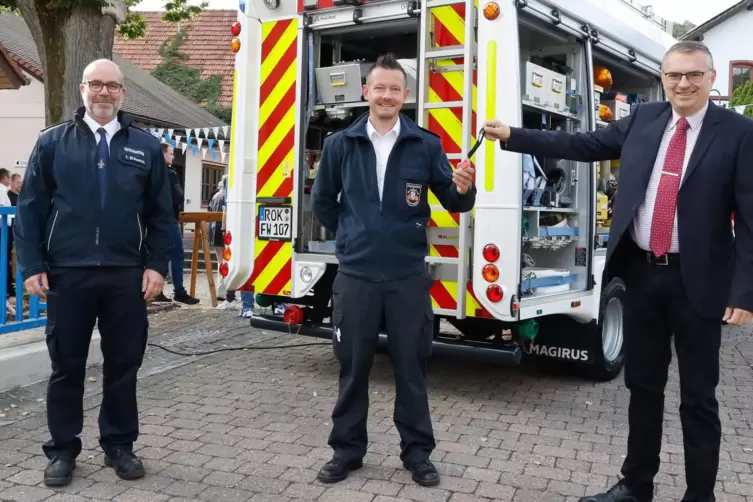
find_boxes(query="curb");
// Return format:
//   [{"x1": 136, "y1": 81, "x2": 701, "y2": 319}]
[
  {"x1": 147, "y1": 302, "x2": 180, "y2": 314},
  {"x1": 0, "y1": 302, "x2": 180, "y2": 394}
]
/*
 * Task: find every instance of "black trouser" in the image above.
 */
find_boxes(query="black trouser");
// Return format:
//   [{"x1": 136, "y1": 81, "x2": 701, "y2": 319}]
[
  {"x1": 619, "y1": 240, "x2": 721, "y2": 502},
  {"x1": 43, "y1": 267, "x2": 149, "y2": 460},
  {"x1": 328, "y1": 270, "x2": 436, "y2": 465}
]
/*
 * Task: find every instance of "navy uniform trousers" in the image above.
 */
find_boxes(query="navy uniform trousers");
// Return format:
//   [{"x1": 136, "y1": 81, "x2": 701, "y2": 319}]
[
  {"x1": 328, "y1": 270, "x2": 436, "y2": 465},
  {"x1": 42, "y1": 266, "x2": 148, "y2": 460}
]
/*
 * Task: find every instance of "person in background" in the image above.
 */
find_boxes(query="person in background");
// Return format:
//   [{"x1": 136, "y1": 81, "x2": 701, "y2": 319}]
[
  {"x1": 482, "y1": 41, "x2": 753, "y2": 502},
  {"x1": 153, "y1": 142, "x2": 199, "y2": 305},
  {"x1": 15, "y1": 58, "x2": 174, "y2": 487},
  {"x1": 0, "y1": 169, "x2": 16, "y2": 297},
  {"x1": 209, "y1": 175, "x2": 237, "y2": 309},
  {"x1": 9, "y1": 173, "x2": 21, "y2": 204}
]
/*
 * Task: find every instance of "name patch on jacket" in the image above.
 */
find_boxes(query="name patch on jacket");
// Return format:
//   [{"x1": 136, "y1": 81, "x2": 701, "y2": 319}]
[
  {"x1": 119, "y1": 147, "x2": 149, "y2": 168},
  {"x1": 406, "y1": 183, "x2": 422, "y2": 207}
]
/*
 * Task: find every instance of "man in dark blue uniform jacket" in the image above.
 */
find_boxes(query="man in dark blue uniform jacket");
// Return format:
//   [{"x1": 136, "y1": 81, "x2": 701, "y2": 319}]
[
  {"x1": 14, "y1": 59, "x2": 175, "y2": 487},
  {"x1": 312, "y1": 53, "x2": 476, "y2": 487}
]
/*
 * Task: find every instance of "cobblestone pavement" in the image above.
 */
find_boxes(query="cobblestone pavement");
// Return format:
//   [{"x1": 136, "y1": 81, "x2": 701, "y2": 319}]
[{"x1": 0, "y1": 273, "x2": 751, "y2": 501}]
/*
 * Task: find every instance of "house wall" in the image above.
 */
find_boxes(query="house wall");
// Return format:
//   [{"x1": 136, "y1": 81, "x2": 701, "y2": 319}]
[
  {"x1": 0, "y1": 72, "x2": 44, "y2": 175},
  {"x1": 183, "y1": 146, "x2": 228, "y2": 212},
  {"x1": 699, "y1": 7, "x2": 753, "y2": 98}
]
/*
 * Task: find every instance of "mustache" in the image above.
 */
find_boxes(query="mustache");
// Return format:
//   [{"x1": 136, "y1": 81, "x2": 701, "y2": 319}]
[{"x1": 93, "y1": 98, "x2": 114, "y2": 104}]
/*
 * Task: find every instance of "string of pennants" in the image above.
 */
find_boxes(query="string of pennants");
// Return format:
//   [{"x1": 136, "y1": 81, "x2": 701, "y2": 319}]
[
  {"x1": 732, "y1": 104, "x2": 752, "y2": 114},
  {"x1": 148, "y1": 126, "x2": 230, "y2": 162}
]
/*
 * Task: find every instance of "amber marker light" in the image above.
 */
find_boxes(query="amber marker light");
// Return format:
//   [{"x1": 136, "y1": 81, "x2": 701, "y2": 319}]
[{"x1": 483, "y1": 2, "x2": 500, "y2": 20}]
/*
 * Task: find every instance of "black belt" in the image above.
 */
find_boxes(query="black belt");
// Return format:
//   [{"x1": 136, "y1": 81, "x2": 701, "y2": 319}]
[{"x1": 643, "y1": 250, "x2": 680, "y2": 266}]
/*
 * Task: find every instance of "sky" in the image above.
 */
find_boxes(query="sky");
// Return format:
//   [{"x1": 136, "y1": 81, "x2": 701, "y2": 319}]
[{"x1": 131, "y1": 0, "x2": 740, "y2": 28}]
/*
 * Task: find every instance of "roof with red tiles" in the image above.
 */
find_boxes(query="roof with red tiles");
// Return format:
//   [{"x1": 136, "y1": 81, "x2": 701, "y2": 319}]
[
  {"x1": 114, "y1": 10, "x2": 237, "y2": 108},
  {"x1": 0, "y1": 11, "x2": 226, "y2": 128},
  {"x1": 0, "y1": 40, "x2": 28, "y2": 89}
]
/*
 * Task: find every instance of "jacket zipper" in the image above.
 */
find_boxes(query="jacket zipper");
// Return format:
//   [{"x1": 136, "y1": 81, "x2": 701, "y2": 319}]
[
  {"x1": 137, "y1": 214, "x2": 143, "y2": 250},
  {"x1": 47, "y1": 210, "x2": 59, "y2": 251}
]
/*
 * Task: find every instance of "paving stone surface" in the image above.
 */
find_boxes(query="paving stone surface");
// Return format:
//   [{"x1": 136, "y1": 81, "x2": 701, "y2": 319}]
[{"x1": 0, "y1": 273, "x2": 751, "y2": 501}]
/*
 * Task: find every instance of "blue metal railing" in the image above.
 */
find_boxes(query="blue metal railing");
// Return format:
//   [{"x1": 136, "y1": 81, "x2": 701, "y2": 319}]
[{"x1": 0, "y1": 206, "x2": 46, "y2": 334}]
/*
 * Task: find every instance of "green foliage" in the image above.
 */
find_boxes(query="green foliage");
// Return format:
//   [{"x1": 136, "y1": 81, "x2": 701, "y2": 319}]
[
  {"x1": 117, "y1": 0, "x2": 206, "y2": 39},
  {"x1": 150, "y1": 28, "x2": 231, "y2": 124},
  {"x1": 730, "y1": 81, "x2": 753, "y2": 119}
]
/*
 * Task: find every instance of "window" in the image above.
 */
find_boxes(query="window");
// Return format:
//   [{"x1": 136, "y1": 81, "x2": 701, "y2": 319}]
[
  {"x1": 201, "y1": 162, "x2": 226, "y2": 207},
  {"x1": 729, "y1": 61, "x2": 753, "y2": 95}
]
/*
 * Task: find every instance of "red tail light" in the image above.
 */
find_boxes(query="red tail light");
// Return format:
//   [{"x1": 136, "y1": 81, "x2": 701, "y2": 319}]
[
  {"x1": 486, "y1": 284, "x2": 503, "y2": 302},
  {"x1": 219, "y1": 262, "x2": 229, "y2": 277},
  {"x1": 482, "y1": 244, "x2": 500, "y2": 262},
  {"x1": 231, "y1": 22, "x2": 241, "y2": 36},
  {"x1": 224, "y1": 231, "x2": 232, "y2": 245}
]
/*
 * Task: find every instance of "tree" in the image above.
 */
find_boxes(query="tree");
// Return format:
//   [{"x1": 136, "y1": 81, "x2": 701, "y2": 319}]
[
  {"x1": 0, "y1": 0, "x2": 206, "y2": 126},
  {"x1": 671, "y1": 21, "x2": 696, "y2": 39},
  {"x1": 730, "y1": 81, "x2": 753, "y2": 119}
]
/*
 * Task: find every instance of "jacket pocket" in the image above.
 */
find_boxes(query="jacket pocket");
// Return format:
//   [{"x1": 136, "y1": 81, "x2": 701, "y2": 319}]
[
  {"x1": 116, "y1": 149, "x2": 151, "y2": 194},
  {"x1": 46, "y1": 210, "x2": 59, "y2": 252},
  {"x1": 136, "y1": 214, "x2": 143, "y2": 251}
]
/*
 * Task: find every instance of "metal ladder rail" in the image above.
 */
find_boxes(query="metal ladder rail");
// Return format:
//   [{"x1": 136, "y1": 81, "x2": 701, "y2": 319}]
[{"x1": 420, "y1": 0, "x2": 478, "y2": 319}]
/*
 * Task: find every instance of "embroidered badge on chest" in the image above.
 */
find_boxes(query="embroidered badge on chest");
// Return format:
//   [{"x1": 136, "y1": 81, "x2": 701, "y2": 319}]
[{"x1": 406, "y1": 183, "x2": 422, "y2": 207}]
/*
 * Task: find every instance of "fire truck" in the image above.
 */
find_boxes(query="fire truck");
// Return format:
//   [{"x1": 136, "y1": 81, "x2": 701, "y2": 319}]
[{"x1": 221, "y1": 0, "x2": 673, "y2": 381}]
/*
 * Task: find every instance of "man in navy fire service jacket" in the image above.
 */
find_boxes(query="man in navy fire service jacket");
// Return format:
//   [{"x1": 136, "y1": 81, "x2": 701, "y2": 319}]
[
  {"x1": 14, "y1": 59, "x2": 175, "y2": 488},
  {"x1": 312, "y1": 53, "x2": 476, "y2": 488}
]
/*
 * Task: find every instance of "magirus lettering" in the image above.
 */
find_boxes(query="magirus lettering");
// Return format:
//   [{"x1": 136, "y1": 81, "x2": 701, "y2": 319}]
[{"x1": 529, "y1": 342, "x2": 588, "y2": 361}]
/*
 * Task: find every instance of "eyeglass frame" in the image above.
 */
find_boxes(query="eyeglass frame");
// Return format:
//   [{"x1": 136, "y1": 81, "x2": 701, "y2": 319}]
[
  {"x1": 662, "y1": 69, "x2": 712, "y2": 86},
  {"x1": 83, "y1": 80, "x2": 124, "y2": 93}
]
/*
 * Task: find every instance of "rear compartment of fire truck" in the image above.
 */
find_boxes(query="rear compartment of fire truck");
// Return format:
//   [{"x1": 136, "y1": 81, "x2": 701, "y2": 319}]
[
  {"x1": 509, "y1": 10, "x2": 662, "y2": 381},
  {"x1": 268, "y1": 4, "x2": 660, "y2": 380}
]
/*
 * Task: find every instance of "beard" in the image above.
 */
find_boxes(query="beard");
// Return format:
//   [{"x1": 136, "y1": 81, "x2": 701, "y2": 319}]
[{"x1": 84, "y1": 96, "x2": 118, "y2": 119}]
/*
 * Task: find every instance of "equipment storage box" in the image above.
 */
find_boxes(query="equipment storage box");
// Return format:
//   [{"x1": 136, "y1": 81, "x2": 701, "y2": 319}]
[
  {"x1": 315, "y1": 58, "x2": 418, "y2": 106},
  {"x1": 315, "y1": 61, "x2": 373, "y2": 105},
  {"x1": 521, "y1": 61, "x2": 547, "y2": 106},
  {"x1": 547, "y1": 70, "x2": 567, "y2": 112}
]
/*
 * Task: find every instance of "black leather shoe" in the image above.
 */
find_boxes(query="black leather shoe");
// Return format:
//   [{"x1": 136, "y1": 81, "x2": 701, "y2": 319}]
[
  {"x1": 579, "y1": 480, "x2": 651, "y2": 502},
  {"x1": 104, "y1": 449, "x2": 145, "y2": 480},
  {"x1": 404, "y1": 459, "x2": 440, "y2": 487},
  {"x1": 43, "y1": 456, "x2": 75, "y2": 487},
  {"x1": 316, "y1": 457, "x2": 363, "y2": 483}
]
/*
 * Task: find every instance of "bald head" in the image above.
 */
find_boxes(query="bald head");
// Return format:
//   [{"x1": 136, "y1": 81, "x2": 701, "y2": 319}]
[
  {"x1": 82, "y1": 59, "x2": 123, "y2": 84},
  {"x1": 79, "y1": 58, "x2": 126, "y2": 126}
]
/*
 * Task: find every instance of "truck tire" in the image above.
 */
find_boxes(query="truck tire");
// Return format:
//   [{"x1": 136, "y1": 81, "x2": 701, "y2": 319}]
[{"x1": 581, "y1": 277, "x2": 626, "y2": 382}]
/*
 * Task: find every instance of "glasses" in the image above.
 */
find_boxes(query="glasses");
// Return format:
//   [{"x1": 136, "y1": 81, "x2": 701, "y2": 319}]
[
  {"x1": 84, "y1": 80, "x2": 123, "y2": 93},
  {"x1": 663, "y1": 70, "x2": 710, "y2": 86}
]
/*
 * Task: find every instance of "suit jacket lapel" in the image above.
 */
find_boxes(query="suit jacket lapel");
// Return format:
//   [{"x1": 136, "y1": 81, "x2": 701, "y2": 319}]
[
  {"x1": 681, "y1": 101, "x2": 721, "y2": 188},
  {"x1": 637, "y1": 106, "x2": 673, "y2": 192}
]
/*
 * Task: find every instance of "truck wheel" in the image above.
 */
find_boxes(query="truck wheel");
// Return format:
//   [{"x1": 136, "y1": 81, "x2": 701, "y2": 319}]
[{"x1": 582, "y1": 277, "x2": 626, "y2": 382}]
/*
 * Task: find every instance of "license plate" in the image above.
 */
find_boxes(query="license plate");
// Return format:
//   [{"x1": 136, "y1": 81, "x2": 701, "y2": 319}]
[{"x1": 257, "y1": 205, "x2": 293, "y2": 242}]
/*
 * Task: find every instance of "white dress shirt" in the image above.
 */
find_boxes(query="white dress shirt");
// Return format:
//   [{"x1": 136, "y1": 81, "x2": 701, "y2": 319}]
[
  {"x1": 82, "y1": 112, "x2": 120, "y2": 151},
  {"x1": 630, "y1": 101, "x2": 709, "y2": 253},
  {"x1": 366, "y1": 117, "x2": 400, "y2": 202}
]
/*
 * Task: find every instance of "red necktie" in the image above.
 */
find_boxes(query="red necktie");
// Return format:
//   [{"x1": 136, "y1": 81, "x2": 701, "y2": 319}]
[{"x1": 649, "y1": 117, "x2": 689, "y2": 257}]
